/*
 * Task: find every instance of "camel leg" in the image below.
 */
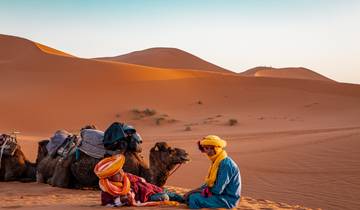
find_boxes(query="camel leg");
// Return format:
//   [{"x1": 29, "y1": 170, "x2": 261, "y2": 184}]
[
  {"x1": 36, "y1": 171, "x2": 45, "y2": 183},
  {"x1": 51, "y1": 156, "x2": 73, "y2": 188}
]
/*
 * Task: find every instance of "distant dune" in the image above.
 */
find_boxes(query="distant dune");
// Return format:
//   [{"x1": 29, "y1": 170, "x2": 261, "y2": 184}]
[
  {"x1": 1, "y1": 34, "x2": 360, "y2": 210},
  {"x1": 240, "y1": 66, "x2": 335, "y2": 82},
  {"x1": 95, "y1": 47, "x2": 234, "y2": 74}
]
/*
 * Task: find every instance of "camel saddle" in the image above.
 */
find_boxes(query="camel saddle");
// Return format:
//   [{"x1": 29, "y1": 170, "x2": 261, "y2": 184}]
[
  {"x1": 0, "y1": 134, "x2": 18, "y2": 156},
  {"x1": 56, "y1": 135, "x2": 78, "y2": 158},
  {"x1": 78, "y1": 129, "x2": 107, "y2": 159},
  {"x1": 46, "y1": 130, "x2": 72, "y2": 157}
]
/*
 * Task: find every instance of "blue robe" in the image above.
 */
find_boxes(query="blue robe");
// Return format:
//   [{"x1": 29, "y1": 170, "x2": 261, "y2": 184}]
[{"x1": 188, "y1": 157, "x2": 241, "y2": 209}]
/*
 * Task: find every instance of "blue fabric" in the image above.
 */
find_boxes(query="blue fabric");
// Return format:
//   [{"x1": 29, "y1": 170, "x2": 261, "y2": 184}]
[
  {"x1": 150, "y1": 190, "x2": 184, "y2": 203},
  {"x1": 149, "y1": 192, "x2": 169, "y2": 201},
  {"x1": 188, "y1": 157, "x2": 241, "y2": 209},
  {"x1": 75, "y1": 148, "x2": 80, "y2": 160}
]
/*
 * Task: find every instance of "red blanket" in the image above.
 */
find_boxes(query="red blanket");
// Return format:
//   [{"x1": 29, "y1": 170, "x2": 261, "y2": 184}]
[{"x1": 126, "y1": 173, "x2": 163, "y2": 202}]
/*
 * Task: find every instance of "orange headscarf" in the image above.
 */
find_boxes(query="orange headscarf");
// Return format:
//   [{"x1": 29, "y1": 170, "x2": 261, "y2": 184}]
[{"x1": 94, "y1": 154, "x2": 130, "y2": 196}]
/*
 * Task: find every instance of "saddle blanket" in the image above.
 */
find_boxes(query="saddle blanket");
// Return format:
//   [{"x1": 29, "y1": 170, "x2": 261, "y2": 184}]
[{"x1": 78, "y1": 129, "x2": 106, "y2": 159}]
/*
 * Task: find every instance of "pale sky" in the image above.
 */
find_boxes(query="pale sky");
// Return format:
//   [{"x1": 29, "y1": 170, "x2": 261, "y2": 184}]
[{"x1": 1, "y1": 0, "x2": 359, "y2": 84}]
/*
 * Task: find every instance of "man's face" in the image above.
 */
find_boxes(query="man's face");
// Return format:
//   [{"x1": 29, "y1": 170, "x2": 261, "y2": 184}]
[
  {"x1": 109, "y1": 169, "x2": 125, "y2": 182},
  {"x1": 202, "y1": 145, "x2": 216, "y2": 156}
]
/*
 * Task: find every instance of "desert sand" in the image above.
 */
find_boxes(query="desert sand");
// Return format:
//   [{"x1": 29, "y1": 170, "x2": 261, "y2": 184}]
[
  {"x1": 0, "y1": 182, "x2": 314, "y2": 210},
  {"x1": 1, "y1": 34, "x2": 360, "y2": 210}
]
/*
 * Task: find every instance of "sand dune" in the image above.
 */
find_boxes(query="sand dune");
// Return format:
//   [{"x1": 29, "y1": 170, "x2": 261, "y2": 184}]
[
  {"x1": 1, "y1": 34, "x2": 360, "y2": 210},
  {"x1": 95, "y1": 47, "x2": 234, "y2": 74},
  {"x1": 241, "y1": 66, "x2": 334, "y2": 82}
]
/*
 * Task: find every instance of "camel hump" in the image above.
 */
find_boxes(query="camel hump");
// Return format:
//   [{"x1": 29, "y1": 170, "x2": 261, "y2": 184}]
[{"x1": 38, "y1": 139, "x2": 49, "y2": 147}]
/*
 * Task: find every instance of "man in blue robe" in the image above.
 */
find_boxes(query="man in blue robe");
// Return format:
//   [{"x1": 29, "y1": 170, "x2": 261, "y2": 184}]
[{"x1": 184, "y1": 135, "x2": 241, "y2": 209}]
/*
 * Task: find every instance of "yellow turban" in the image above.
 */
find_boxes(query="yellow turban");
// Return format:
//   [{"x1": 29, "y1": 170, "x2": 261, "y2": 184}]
[{"x1": 200, "y1": 135, "x2": 227, "y2": 148}]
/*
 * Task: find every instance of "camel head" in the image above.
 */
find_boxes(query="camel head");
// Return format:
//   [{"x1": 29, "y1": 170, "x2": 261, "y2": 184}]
[
  {"x1": 125, "y1": 132, "x2": 142, "y2": 153},
  {"x1": 36, "y1": 140, "x2": 49, "y2": 164},
  {"x1": 149, "y1": 142, "x2": 190, "y2": 187}
]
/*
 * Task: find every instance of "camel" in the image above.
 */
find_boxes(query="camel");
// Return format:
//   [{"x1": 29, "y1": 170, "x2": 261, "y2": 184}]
[
  {"x1": 71, "y1": 141, "x2": 190, "y2": 188},
  {"x1": 36, "y1": 139, "x2": 190, "y2": 188},
  {"x1": 36, "y1": 135, "x2": 79, "y2": 188},
  {"x1": 36, "y1": 128, "x2": 139, "y2": 188},
  {"x1": 0, "y1": 134, "x2": 36, "y2": 182},
  {"x1": 36, "y1": 139, "x2": 69, "y2": 186}
]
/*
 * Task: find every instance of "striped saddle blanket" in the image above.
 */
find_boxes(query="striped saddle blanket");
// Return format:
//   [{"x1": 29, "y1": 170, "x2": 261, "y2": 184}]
[
  {"x1": 0, "y1": 134, "x2": 18, "y2": 156},
  {"x1": 78, "y1": 129, "x2": 107, "y2": 159}
]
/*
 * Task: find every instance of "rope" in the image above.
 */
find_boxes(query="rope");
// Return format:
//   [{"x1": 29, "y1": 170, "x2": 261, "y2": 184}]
[{"x1": 168, "y1": 163, "x2": 182, "y2": 178}]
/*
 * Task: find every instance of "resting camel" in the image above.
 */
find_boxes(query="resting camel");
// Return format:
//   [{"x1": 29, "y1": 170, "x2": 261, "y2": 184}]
[
  {"x1": 36, "y1": 139, "x2": 66, "y2": 186},
  {"x1": 70, "y1": 141, "x2": 190, "y2": 188},
  {"x1": 36, "y1": 134, "x2": 190, "y2": 188},
  {"x1": 0, "y1": 134, "x2": 36, "y2": 182}
]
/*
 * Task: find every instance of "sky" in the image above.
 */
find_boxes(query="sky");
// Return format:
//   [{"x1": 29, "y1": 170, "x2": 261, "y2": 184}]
[{"x1": 1, "y1": 0, "x2": 360, "y2": 84}]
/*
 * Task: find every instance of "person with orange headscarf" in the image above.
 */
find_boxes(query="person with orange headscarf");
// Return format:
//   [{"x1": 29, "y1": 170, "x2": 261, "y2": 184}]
[
  {"x1": 94, "y1": 154, "x2": 183, "y2": 207},
  {"x1": 184, "y1": 135, "x2": 241, "y2": 209}
]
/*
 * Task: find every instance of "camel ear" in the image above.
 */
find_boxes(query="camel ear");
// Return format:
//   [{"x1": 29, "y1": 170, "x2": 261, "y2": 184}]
[{"x1": 154, "y1": 144, "x2": 159, "y2": 151}]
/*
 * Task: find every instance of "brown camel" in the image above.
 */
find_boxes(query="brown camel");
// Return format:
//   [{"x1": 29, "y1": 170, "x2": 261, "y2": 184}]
[
  {"x1": 36, "y1": 139, "x2": 76, "y2": 188},
  {"x1": 0, "y1": 134, "x2": 36, "y2": 182},
  {"x1": 36, "y1": 140, "x2": 190, "y2": 188}
]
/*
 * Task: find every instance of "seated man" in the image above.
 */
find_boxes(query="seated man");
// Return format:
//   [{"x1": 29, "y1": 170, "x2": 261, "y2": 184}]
[
  {"x1": 94, "y1": 154, "x2": 182, "y2": 207},
  {"x1": 184, "y1": 135, "x2": 241, "y2": 209}
]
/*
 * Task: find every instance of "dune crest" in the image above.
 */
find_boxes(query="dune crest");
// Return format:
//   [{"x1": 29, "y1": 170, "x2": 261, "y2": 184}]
[
  {"x1": 0, "y1": 34, "x2": 73, "y2": 60},
  {"x1": 95, "y1": 47, "x2": 235, "y2": 74},
  {"x1": 34, "y1": 43, "x2": 74, "y2": 57},
  {"x1": 241, "y1": 66, "x2": 334, "y2": 82}
]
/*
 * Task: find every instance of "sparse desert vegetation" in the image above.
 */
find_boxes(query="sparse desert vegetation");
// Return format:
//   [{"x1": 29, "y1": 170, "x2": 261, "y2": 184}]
[
  {"x1": 184, "y1": 126, "x2": 192, "y2": 131},
  {"x1": 155, "y1": 117, "x2": 165, "y2": 125},
  {"x1": 131, "y1": 108, "x2": 177, "y2": 125},
  {"x1": 131, "y1": 108, "x2": 157, "y2": 119},
  {"x1": 228, "y1": 118, "x2": 238, "y2": 126}
]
